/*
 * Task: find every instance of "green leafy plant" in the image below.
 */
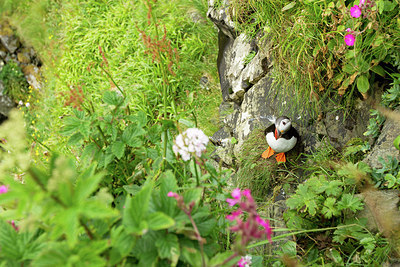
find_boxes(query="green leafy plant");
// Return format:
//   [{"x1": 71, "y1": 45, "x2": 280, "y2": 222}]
[
  {"x1": 343, "y1": 137, "x2": 371, "y2": 162},
  {"x1": 280, "y1": 162, "x2": 390, "y2": 265},
  {"x1": 368, "y1": 156, "x2": 400, "y2": 188}
]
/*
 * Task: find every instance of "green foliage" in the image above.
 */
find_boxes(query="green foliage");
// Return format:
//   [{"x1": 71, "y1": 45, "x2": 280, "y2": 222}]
[
  {"x1": 0, "y1": 61, "x2": 29, "y2": 102},
  {"x1": 368, "y1": 156, "x2": 400, "y2": 188},
  {"x1": 228, "y1": 0, "x2": 400, "y2": 114},
  {"x1": 282, "y1": 162, "x2": 390, "y2": 265},
  {"x1": 364, "y1": 109, "x2": 386, "y2": 138},
  {"x1": 343, "y1": 138, "x2": 371, "y2": 162},
  {"x1": 365, "y1": 75, "x2": 400, "y2": 139},
  {"x1": 285, "y1": 175, "x2": 362, "y2": 222}
]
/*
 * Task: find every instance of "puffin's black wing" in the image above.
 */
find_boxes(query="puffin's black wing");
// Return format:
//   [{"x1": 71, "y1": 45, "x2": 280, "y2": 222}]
[
  {"x1": 282, "y1": 126, "x2": 300, "y2": 140},
  {"x1": 264, "y1": 124, "x2": 276, "y2": 136}
]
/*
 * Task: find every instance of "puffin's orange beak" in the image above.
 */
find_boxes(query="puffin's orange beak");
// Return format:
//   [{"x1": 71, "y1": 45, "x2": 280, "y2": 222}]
[{"x1": 274, "y1": 129, "x2": 282, "y2": 139}]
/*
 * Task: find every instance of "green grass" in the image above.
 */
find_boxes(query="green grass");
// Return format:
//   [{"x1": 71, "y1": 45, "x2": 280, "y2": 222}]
[
  {"x1": 228, "y1": 0, "x2": 400, "y2": 116},
  {"x1": 0, "y1": 0, "x2": 221, "y2": 156}
]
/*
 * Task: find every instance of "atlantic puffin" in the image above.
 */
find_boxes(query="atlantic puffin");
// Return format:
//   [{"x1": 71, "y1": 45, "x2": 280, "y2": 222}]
[{"x1": 261, "y1": 116, "x2": 299, "y2": 163}]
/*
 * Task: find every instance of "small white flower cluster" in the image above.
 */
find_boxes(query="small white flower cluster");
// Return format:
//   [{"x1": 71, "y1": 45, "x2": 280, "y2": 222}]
[
  {"x1": 172, "y1": 128, "x2": 209, "y2": 161},
  {"x1": 238, "y1": 255, "x2": 252, "y2": 267}
]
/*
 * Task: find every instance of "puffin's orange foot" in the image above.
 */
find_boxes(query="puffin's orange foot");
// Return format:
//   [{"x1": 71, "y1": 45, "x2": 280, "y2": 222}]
[
  {"x1": 262, "y1": 147, "x2": 275, "y2": 159},
  {"x1": 275, "y1": 152, "x2": 286, "y2": 163}
]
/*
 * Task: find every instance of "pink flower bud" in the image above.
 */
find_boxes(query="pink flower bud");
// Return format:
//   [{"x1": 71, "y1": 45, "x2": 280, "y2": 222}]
[{"x1": 167, "y1": 191, "x2": 179, "y2": 198}]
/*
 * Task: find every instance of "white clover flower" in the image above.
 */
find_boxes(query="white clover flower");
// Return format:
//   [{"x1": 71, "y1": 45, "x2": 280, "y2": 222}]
[
  {"x1": 173, "y1": 128, "x2": 209, "y2": 161},
  {"x1": 25, "y1": 102, "x2": 30, "y2": 108},
  {"x1": 18, "y1": 100, "x2": 23, "y2": 106}
]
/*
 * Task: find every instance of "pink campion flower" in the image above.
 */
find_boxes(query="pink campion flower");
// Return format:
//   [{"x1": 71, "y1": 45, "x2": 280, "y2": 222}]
[
  {"x1": 350, "y1": 5, "x2": 362, "y2": 18},
  {"x1": 359, "y1": 0, "x2": 365, "y2": 4},
  {"x1": 256, "y1": 215, "x2": 272, "y2": 242},
  {"x1": 0, "y1": 185, "x2": 8, "y2": 194},
  {"x1": 344, "y1": 34, "x2": 355, "y2": 46},
  {"x1": 346, "y1": 28, "x2": 352, "y2": 33},
  {"x1": 226, "y1": 187, "x2": 273, "y2": 250},
  {"x1": 226, "y1": 210, "x2": 243, "y2": 221},
  {"x1": 226, "y1": 198, "x2": 240, "y2": 206},
  {"x1": 231, "y1": 188, "x2": 241, "y2": 200}
]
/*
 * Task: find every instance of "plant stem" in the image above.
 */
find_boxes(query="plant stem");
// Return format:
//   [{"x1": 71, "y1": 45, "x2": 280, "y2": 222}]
[
  {"x1": 219, "y1": 252, "x2": 239, "y2": 267},
  {"x1": 193, "y1": 157, "x2": 200, "y2": 187},
  {"x1": 97, "y1": 125, "x2": 109, "y2": 146},
  {"x1": 187, "y1": 211, "x2": 206, "y2": 267}
]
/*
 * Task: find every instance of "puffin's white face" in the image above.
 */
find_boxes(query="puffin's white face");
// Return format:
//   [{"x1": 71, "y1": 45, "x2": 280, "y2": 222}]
[{"x1": 277, "y1": 118, "x2": 291, "y2": 135}]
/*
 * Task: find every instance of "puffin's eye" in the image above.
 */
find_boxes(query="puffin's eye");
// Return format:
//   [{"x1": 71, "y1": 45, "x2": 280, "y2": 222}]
[{"x1": 282, "y1": 122, "x2": 286, "y2": 126}]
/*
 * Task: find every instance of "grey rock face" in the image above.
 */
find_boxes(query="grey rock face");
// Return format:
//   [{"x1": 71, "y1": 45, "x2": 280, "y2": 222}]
[
  {"x1": 364, "y1": 115, "x2": 400, "y2": 169},
  {"x1": 0, "y1": 95, "x2": 15, "y2": 117},
  {"x1": 207, "y1": 2, "x2": 373, "y2": 166},
  {"x1": 0, "y1": 20, "x2": 43, "y2": 119},
  {"x1": 207, "y1": 0, "x2": 236, "y2": 39},
  {"x1": 0, "y1": 22, "x2": 20, "y2": 54},
  {"x1": 358, "y1": 189, "x2": 400, "y2": 235},
  {"x1": 315, "y1": 99, "x2": 372, "y2": 150}
]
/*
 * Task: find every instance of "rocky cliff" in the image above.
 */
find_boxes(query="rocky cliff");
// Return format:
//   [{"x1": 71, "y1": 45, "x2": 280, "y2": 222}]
[{"x1": 207, "y1": 0, "x2": 399, "y2": 172}]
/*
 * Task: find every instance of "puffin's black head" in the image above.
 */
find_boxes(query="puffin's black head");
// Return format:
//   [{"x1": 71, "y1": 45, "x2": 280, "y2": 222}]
[{"x1": 275, "y1": 116, "x2": 291, "y2": 137}]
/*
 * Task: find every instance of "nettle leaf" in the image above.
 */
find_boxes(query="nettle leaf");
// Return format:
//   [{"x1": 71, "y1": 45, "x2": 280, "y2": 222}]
[
  {"x1": 68, "y1": 132, "x2": 84, "y2": 145},
  {"x1": 60, "y1": 116, "x2": 82, "y2": 136},
  {"x1": 123, "y1": 182, "x2": 153, "y2": 235},
  {"x1": 82, "y1": 143, "x2": 100, "y2": 162},
  {"x1": 148, "y1": 212, "x2": 175, "y2": 230},
  {"x1": 180, "y1": 239, "x2": 203, "y2": 266},
  {"x1": 322, "y1": 197, "x2": 340, "y2": 219},
  {"x1": 32, "y1": 242, "x2": 71, "y2": 266},
  {"x1": 155, "y1": 233, "x2": 180, "y2": 262},
  {"x1": 109, "y1": 226, "x2": 136, "y2": 265},
  {"x1": 122, "y1": 124, "x2": 145, "y2": 147},
  {"x1": 74, "y1": 164, "x2": 102, "y2": 202},
  {"x1": 103, "y1": 91, "x2": 123, "y2": 106},
  {"x1": 0, "y1": 220, "x2": 20, "y2": 260},
  {"x1": 147, "y1": 124, "x2": 162, "y2": 144},
  {"x1": 81, "y1": 199, "x2": 116, "y2": 219},
  {"x1": 111, "y1": 141, "x2": 125, "y2": 159},
  {"x1": 183, "y1": 188, "x2": 203, "y2": 206},
  {"x1": 127, "y1": 111, "x2": 147, "y2": 127},
  {"x1": 54, "y1": 209, "x2": 80, "y2": 246},
  {"x1": 337, "y1": 193, "x2": 364, "y2": 212},
  {"x1": 159, "y1": 171, "x2": 179, "y2": 217}
]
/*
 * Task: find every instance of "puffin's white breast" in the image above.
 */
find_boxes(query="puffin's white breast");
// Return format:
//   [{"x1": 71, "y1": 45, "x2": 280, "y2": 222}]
[{"x1": 266, "y1": 132, "x2": 297, "y2": 153}]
